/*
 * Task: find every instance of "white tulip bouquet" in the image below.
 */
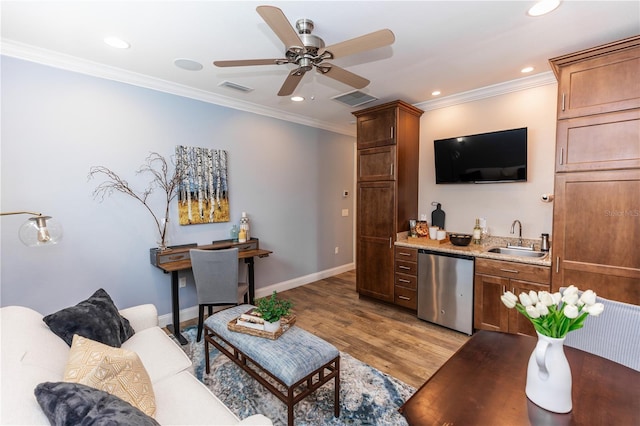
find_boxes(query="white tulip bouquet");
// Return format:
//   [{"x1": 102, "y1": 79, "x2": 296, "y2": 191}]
[{"x1": 501, "y1": 285, "x2": 604, "y2": 338}]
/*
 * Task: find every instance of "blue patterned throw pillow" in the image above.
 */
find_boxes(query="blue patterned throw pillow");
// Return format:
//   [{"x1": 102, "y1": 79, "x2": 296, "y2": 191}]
[
  {"x1": 43, "y1": 288, "x2": 135, "y2": 347},
  {"x1": 35, "y1": 382, "x2": 159, "y2": 426}
]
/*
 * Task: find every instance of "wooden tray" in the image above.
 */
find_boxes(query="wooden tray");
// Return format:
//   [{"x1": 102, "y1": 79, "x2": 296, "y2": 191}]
[
  {"x1": 227, "y1": 314, "x2": 297, "y2": 340},
  {"x1": 408, "y1": 236, "x2": 450, "y2": 245}
]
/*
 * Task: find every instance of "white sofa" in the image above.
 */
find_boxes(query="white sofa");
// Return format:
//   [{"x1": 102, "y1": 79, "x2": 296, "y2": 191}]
[{"x1": 0, "y1": 304, "x2": 272, "y2": 425}]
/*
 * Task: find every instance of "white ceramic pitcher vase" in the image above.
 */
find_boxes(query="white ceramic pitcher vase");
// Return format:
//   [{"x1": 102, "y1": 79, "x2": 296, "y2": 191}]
[{"x1": 525, "y1": 332, "x2": 572, "y2": 413}]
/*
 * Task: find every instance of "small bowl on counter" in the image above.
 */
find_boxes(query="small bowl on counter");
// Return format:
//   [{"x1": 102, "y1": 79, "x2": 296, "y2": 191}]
[{"x1": 449, "y1": 233, "x2": 473, "y2": 246}]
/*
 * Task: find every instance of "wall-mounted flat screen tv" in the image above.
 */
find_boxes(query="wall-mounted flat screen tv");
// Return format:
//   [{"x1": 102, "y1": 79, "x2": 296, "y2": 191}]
[{"x1": 434, "y1": 127, "x2": 527, "y2": 184}]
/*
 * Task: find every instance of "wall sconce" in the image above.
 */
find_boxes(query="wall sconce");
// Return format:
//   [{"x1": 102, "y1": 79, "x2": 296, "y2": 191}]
[{"x1": 0, "y1": 211, "x2": 63, "y2": 246}]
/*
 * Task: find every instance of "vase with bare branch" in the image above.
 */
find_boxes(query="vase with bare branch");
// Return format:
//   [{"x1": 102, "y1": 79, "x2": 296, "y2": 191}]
[{"x1": 88, "y1": 152, "x2": 182, "y2": 251}]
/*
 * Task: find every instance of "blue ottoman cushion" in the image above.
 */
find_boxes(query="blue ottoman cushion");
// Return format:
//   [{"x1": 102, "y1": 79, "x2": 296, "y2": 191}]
[{"x1": 205, "y1": 305, "x2": 339, "y2": 386}]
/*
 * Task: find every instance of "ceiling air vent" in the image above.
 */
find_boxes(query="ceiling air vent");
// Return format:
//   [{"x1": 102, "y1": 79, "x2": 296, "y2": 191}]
[
  {"x1": 331, "y1": 90, "x2": 378, "y2": 108},
  {"x1": 218, "y1": 80, "x2": 254, "y2": 93}
]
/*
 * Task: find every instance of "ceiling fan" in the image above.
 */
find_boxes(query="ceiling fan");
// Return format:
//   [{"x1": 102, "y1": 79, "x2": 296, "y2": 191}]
[{"x1": 213, "y1": 5, "x2": 395, "y2": 96}]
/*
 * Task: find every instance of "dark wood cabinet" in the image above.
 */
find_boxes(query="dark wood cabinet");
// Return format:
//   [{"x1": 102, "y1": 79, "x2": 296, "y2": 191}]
[
  {"x1": 551, "y1": 169, "x2": 640, "y2": 304},
  {"x1": 353, "y1": 100, "x2": 423, "y2": 305},
  {"x1": 550, "y1": 37, "x2": 640, "y2": 120},
  {"x1": 555, "y1": 109, "x2": 640, "y2": 172},
  {"x1": 474, "y1": 258, "x2": 551, "y2": 337},
  {"x1": 355, "y1": 107, "x2": 397, "y2": 149},
  {"x1": 549, "y1": 36, "x2": 640, "y2": 305}
]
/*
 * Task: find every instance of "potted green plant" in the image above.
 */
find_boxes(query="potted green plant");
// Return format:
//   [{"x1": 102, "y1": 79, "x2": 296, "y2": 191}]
[{"x1": 255, "y1": 291, "x2": 293, "y2": 332}]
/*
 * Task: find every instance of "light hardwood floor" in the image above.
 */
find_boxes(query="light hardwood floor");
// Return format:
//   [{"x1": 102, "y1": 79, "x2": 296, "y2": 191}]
[{"x1": 178, "y1": 270, "x2": 470, "y2": 389}]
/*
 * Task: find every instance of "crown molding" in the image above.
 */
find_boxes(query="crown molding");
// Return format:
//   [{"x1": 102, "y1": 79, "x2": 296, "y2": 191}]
[
  {"x1": 1, "y1": 39, "x2": 355, "y2": 136},
  {"x1": 414, "y1": 71, "x2": 557, "y2": 112},
  {"x1": 2, "y1": 39, "x2": 556, "y2": 135}
]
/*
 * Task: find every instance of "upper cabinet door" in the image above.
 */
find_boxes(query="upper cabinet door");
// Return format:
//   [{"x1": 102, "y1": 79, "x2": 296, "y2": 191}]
[
  {"x1": 357, "y1": 146, "x2": 396, "y2": 182},
  {"x1": 556, "y1": 109, "x2": 640, "y2": 172},
  {"x1": 550, "y1": 38, "x2": 640, "y2": 120},
  {"x1": 355, "y1": 108, "x2": 396, "y2": 149}
]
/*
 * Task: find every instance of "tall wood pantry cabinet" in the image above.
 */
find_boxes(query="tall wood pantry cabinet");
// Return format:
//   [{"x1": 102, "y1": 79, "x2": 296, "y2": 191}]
[
  {"x1": 549, "y1": 35, "x2": 640, "y2": 305},
  {"x1": 353, "y1": 100, "x2": 423, "y2": 306}
]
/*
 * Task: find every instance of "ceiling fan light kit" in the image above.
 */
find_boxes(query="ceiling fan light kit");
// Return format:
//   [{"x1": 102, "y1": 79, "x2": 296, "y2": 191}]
[{"x1": 214, "y1": 5, "x2": 394, "y2": 98}]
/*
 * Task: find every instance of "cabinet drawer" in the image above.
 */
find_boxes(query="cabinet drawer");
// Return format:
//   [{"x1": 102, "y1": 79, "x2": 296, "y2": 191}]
[
  {"x1": 395, "y1": 273, "x2": 417, "y2": 290},
  {"x1": 394, "y1": 286, "x2": 417, "y2": 310},
  {"x1": 395, "y1": 246, "x2": 418, "y2": 262},
  {"x1": 395, "y1": 259, "x2": 417, "y2": 276},
  {"x1": 475, "y1": 258, "x2": 550, "y2": 284}
]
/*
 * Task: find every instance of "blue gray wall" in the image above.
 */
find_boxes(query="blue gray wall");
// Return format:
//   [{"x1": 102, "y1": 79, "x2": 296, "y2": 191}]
[{"x1": 1, "y1": 56, "x2": 355, "y2": 319}]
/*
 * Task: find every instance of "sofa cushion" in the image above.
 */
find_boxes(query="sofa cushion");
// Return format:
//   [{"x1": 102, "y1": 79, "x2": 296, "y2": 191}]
[
  {"x1": 121, "y1": 326, "x2": 192, "y2": 383},
  {"x1": 34, "y1": 381, "x2": 159, "y2": 426},
  {"x1": 152, "y1": 370, "x2": 240, "y2": 425},
  {"x1": 43, "y1": 289, "x2": 135, "y2": 347},
  {"x1": 64, "y1": 335, "x2": 156, "y2": 416}
]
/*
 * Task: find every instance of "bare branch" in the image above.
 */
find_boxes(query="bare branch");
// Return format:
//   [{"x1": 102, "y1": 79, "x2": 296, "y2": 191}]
[{"x1": 88, "y1": 152, "x2": 180, "y2": 248}]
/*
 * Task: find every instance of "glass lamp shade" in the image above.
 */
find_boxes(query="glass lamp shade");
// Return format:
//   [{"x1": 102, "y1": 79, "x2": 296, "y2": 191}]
[{"x1": 18, "y1": 216, "x2": 63, "y2": 246}]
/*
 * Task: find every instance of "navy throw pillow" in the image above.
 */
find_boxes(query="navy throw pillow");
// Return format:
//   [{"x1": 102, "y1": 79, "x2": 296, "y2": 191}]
[
  {"x1": 43, "y1": 288, "x2": 135, "y2": 347},
  {"x1": 35, "y1": 382, "x2": 159, "y2": 426}
]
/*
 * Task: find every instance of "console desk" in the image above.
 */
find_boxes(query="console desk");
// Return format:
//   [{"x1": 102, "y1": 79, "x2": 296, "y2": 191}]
[{"x1": 151, "y1": 238, "x2": 272, "y2": 344}]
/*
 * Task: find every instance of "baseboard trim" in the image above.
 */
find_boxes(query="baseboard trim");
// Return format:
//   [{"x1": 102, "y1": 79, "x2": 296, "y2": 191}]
[{"x1": 158, "y1": 263, "x2": 355, "y2": 328}]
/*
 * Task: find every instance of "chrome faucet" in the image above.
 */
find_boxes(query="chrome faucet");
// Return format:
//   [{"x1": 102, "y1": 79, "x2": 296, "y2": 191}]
[{"x1": 510, "y1": 220, "x2": 523, "y2": 246}]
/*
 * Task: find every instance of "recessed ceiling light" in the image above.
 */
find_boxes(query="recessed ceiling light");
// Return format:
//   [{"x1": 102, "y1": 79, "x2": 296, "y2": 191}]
[
  {"x1": 174, "y1": 58, "x2": 203, "y2": 71},
  {"x1": 103, "y1": 36, "x2": 130, "y2": 49},
  {"x1": 521, "y1": 66, "x2": 534, "y2": 73},
  {"x1": 527, "y1": 0, "x2": 561, "y2": 17},
  {"x1": 432, "y1": 91, "x2": 441, "y2": 96},
  {"x1": 291, "y1": 96, "x2": 305, "y2": 102}
]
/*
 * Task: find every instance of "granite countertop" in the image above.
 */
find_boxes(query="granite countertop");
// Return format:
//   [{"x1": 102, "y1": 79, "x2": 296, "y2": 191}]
[{"x1": 395, "y1": 233, "x2": 552, "y2": 267}]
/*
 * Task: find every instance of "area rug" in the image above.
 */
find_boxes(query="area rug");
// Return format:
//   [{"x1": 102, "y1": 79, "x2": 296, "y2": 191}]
[{"x1": 174, "y1": 326, "x2": 415, "y2": 426}]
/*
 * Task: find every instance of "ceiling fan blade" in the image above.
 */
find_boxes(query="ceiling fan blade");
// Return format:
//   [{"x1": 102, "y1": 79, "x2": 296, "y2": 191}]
[
  {"x1": 321, "y1": 29, "x2": 395, "y2": 59},
  {"x1": 317, "y1": 64, "x2": 370, "y2": 89},
  {"x1": 213, "y1": 59, "x2": 284, "y2": 67},
  {"x1": 256, "y1": 5, "x2": 303, "y2": 49},
  {"x1": 277, "y1": 70, "x2": 305, "y2": 96}
]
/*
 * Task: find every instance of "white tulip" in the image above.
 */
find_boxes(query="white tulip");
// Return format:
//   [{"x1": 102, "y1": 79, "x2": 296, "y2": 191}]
[
  {"x1": 519, "y1": 292, "x2": 534, "y2": 307},
  {"x1": 564, "y1": 304, "x2": 579, "y2": 319},
  {"x1": 501, "y1": 291, "x2": 518, "y2": 309},
  {"x1": 585, "y1": 302, "x2": 605, "y2": 317},
  {"x1": 552, "y1": 292, "x2": 562, "y2": 305},
  {"x1": 529, "y1": 290, "x2": 539, "y2": 305},
  {"x1": 526, "y1": 305, "x2": 541, "y2": 318},
  {"x1": 535, "y1": 302, "x2": 549, "y2": 316},
  {"x1": 563, "y1": 285, "x2": 579, "y2": 296},
  {"x1": 579, "y1": 289, "x2": 597, "y2": 306},
  {"x1": 538, "y1": 291, "x2": 556, "y2": 307},
  {"x1": 562, "y1": 292, "x2": 579, "y2": 306}
]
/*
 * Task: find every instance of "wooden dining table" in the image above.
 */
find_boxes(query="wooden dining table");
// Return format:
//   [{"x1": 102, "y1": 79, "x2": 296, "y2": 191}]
[{"x1": 400, "y1": 330, "x2": 640, "y2": 425}]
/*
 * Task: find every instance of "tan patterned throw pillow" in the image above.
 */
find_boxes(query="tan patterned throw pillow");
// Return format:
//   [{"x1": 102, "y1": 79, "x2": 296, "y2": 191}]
[{"x1": 63, "y1": 334, "x2": 156, "y2": 417}]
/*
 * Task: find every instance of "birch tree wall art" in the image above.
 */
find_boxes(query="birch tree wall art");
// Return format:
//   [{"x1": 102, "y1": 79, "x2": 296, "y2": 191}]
[{"x1": 176, "y1": 146, "x2": 230, "y2": 225}]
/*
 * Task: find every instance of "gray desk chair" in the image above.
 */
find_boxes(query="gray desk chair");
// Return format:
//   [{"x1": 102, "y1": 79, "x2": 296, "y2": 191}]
[{"x1": 190, "y1": 248, "x2": 249, "y2": 342}]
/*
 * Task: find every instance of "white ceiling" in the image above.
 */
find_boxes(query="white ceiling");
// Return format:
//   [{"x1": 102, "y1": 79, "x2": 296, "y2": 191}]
[{"x1": 2, "y1": 1, "x2": 639, "y2": 135}]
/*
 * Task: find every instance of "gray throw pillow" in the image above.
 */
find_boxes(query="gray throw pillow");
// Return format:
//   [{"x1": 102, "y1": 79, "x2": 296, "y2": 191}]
[
  {"x1": 43, "y1": 288, "x2": 135, "y2": 347},
  {"x1": 34, "y1": 382, "x2": 159, "y2": 426}
]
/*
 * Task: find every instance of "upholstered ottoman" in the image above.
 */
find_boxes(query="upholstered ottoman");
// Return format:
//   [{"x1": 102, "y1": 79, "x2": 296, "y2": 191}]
[{"x1": 204, "y1": 305, "x2": 340, "y2": 426}]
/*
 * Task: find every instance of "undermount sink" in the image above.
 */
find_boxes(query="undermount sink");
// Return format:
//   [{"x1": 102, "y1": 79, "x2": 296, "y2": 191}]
[{"x1": 487, "y1": 247, "x2": 547, "y2": 258}]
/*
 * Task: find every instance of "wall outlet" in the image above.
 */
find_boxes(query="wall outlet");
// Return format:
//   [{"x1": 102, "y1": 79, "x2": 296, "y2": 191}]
[
  {"x1": 335, "y1": 247, "x2": 339, "y2": 254},
  {"x1": 179, "y1": 277, "x2": 187, "y2": 288}
]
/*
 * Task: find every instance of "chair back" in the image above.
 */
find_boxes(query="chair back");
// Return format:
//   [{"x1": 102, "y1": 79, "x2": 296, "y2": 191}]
[
  {"x1": 563, "y1": 291, "x2": 640, "y2": 371},
  {"x1": 190, "y1": 248, "x2": 240, "y2": 305}
]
